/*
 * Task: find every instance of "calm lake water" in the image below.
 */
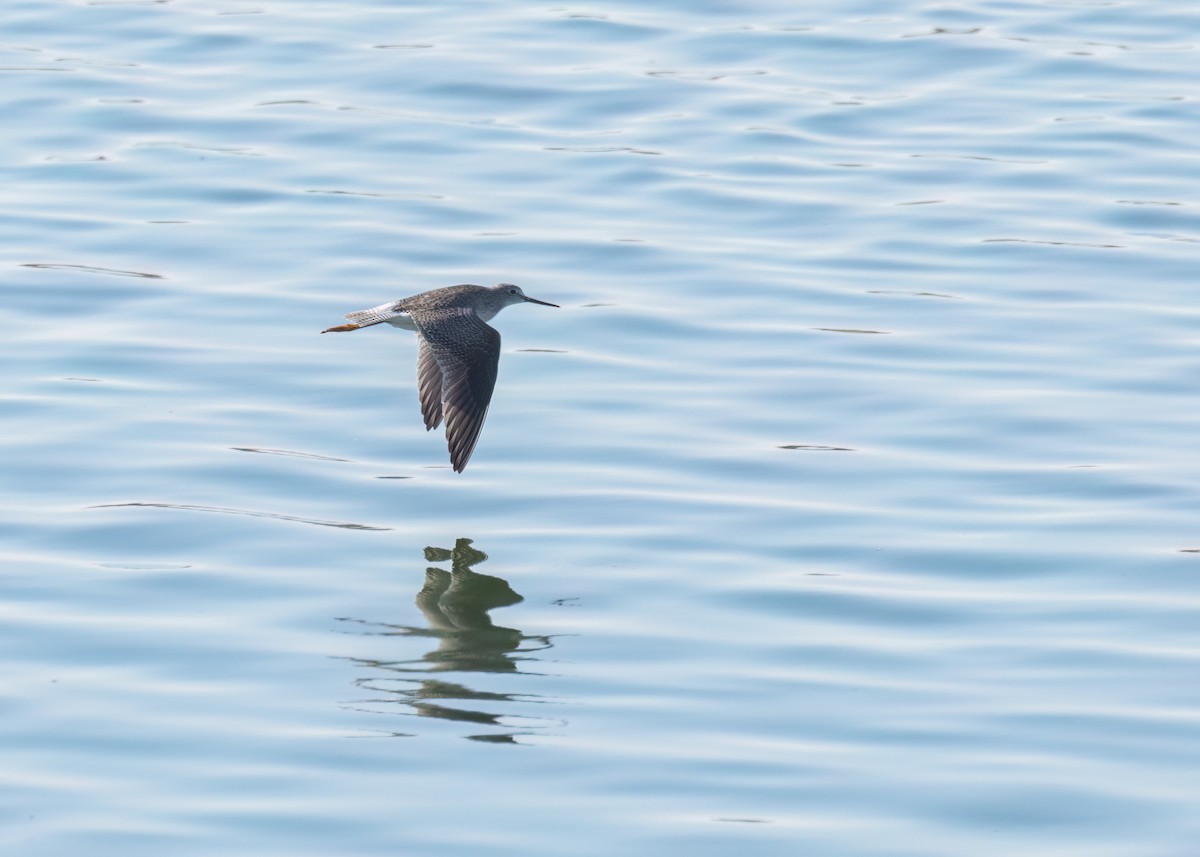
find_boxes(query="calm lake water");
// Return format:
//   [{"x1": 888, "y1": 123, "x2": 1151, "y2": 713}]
[{"x1": 3, "y1": 1, "x2": 1199, "y2": 854}]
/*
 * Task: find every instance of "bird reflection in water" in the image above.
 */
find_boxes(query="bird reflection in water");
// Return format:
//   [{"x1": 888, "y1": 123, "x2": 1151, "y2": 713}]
[{"x1": 339, "y1": 538, "x2": 559, "y2": 743}]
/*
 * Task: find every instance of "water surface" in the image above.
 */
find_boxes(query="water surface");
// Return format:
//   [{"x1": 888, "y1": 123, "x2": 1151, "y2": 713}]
[{"x1": 3, "y1": 1, "x2": 1200, "y2": 855}]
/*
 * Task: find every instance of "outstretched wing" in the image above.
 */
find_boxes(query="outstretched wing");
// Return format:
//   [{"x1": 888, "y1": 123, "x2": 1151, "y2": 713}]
[
  {"x1": 411, "y1": 309, "x2": 501, "y2": 473},
  {"x1": 415, "y1": 335, "x2": 443, "y2": 431}
]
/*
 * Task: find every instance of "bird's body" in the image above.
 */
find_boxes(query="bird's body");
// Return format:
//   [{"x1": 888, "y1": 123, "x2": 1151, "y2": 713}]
[{"x1": 322, "y1": 283, "x2": 558, "y2": 472}]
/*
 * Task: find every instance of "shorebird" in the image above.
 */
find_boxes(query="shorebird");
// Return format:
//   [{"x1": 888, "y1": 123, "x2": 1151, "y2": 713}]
[{"x1": 322, "y1": 283, "x2": 559, "y2": 472}]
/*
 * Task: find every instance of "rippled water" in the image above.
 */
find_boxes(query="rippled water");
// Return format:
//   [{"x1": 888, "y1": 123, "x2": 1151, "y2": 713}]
[{"x1": 4, "y1": 1, "x2": 1200, "y2": 854}]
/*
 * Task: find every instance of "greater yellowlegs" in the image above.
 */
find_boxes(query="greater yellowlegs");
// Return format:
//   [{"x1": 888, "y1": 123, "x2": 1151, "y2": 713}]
[{"x1": 322, "y1": 283, "x2": 559, "y2": 472}]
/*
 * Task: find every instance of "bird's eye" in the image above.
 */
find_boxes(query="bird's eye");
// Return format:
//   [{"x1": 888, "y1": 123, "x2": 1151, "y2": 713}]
[{"x1": 508, "y1": 288, "x2": 518, "y2": 295}]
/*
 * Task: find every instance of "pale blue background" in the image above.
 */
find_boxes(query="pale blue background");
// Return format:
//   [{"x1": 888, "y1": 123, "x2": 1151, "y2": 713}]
[{"x1": 3, "y1": 1, "x2": 1199, "y2": 855}]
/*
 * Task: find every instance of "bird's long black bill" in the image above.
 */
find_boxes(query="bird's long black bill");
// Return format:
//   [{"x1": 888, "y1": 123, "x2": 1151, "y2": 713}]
[{"x1": 523, "y1": 296, "x2": 559, "y2": 307}]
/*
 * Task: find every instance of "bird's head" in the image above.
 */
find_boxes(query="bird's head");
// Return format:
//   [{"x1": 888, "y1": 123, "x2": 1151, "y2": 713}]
[{"x1": 493, "y1": 283, "x2": 559, "y2": 309}]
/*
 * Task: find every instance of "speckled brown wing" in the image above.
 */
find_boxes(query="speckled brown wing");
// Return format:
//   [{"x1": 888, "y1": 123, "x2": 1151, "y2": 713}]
[
  {"x1": 415, "y1": 336, "x2": 444, "y2": 431},
  {"x1": 410, "y1": 308, "x2": 500, "y2": 473}
]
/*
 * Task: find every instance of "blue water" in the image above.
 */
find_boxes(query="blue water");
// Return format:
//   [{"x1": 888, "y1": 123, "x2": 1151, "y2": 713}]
[{"x1": 4, "y1": 1, "x2": 1200, "y2": 854}]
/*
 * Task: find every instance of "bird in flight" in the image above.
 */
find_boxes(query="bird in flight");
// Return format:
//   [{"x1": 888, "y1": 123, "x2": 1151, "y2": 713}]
[{"x1": 322, "y1": 283, "x2": 559, "y2": 472}]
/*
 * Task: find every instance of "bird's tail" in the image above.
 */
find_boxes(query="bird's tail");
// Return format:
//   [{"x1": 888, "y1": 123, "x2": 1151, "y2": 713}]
[{"x1": 321, "y1": 301, "x2": 407, "y2": 334}]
